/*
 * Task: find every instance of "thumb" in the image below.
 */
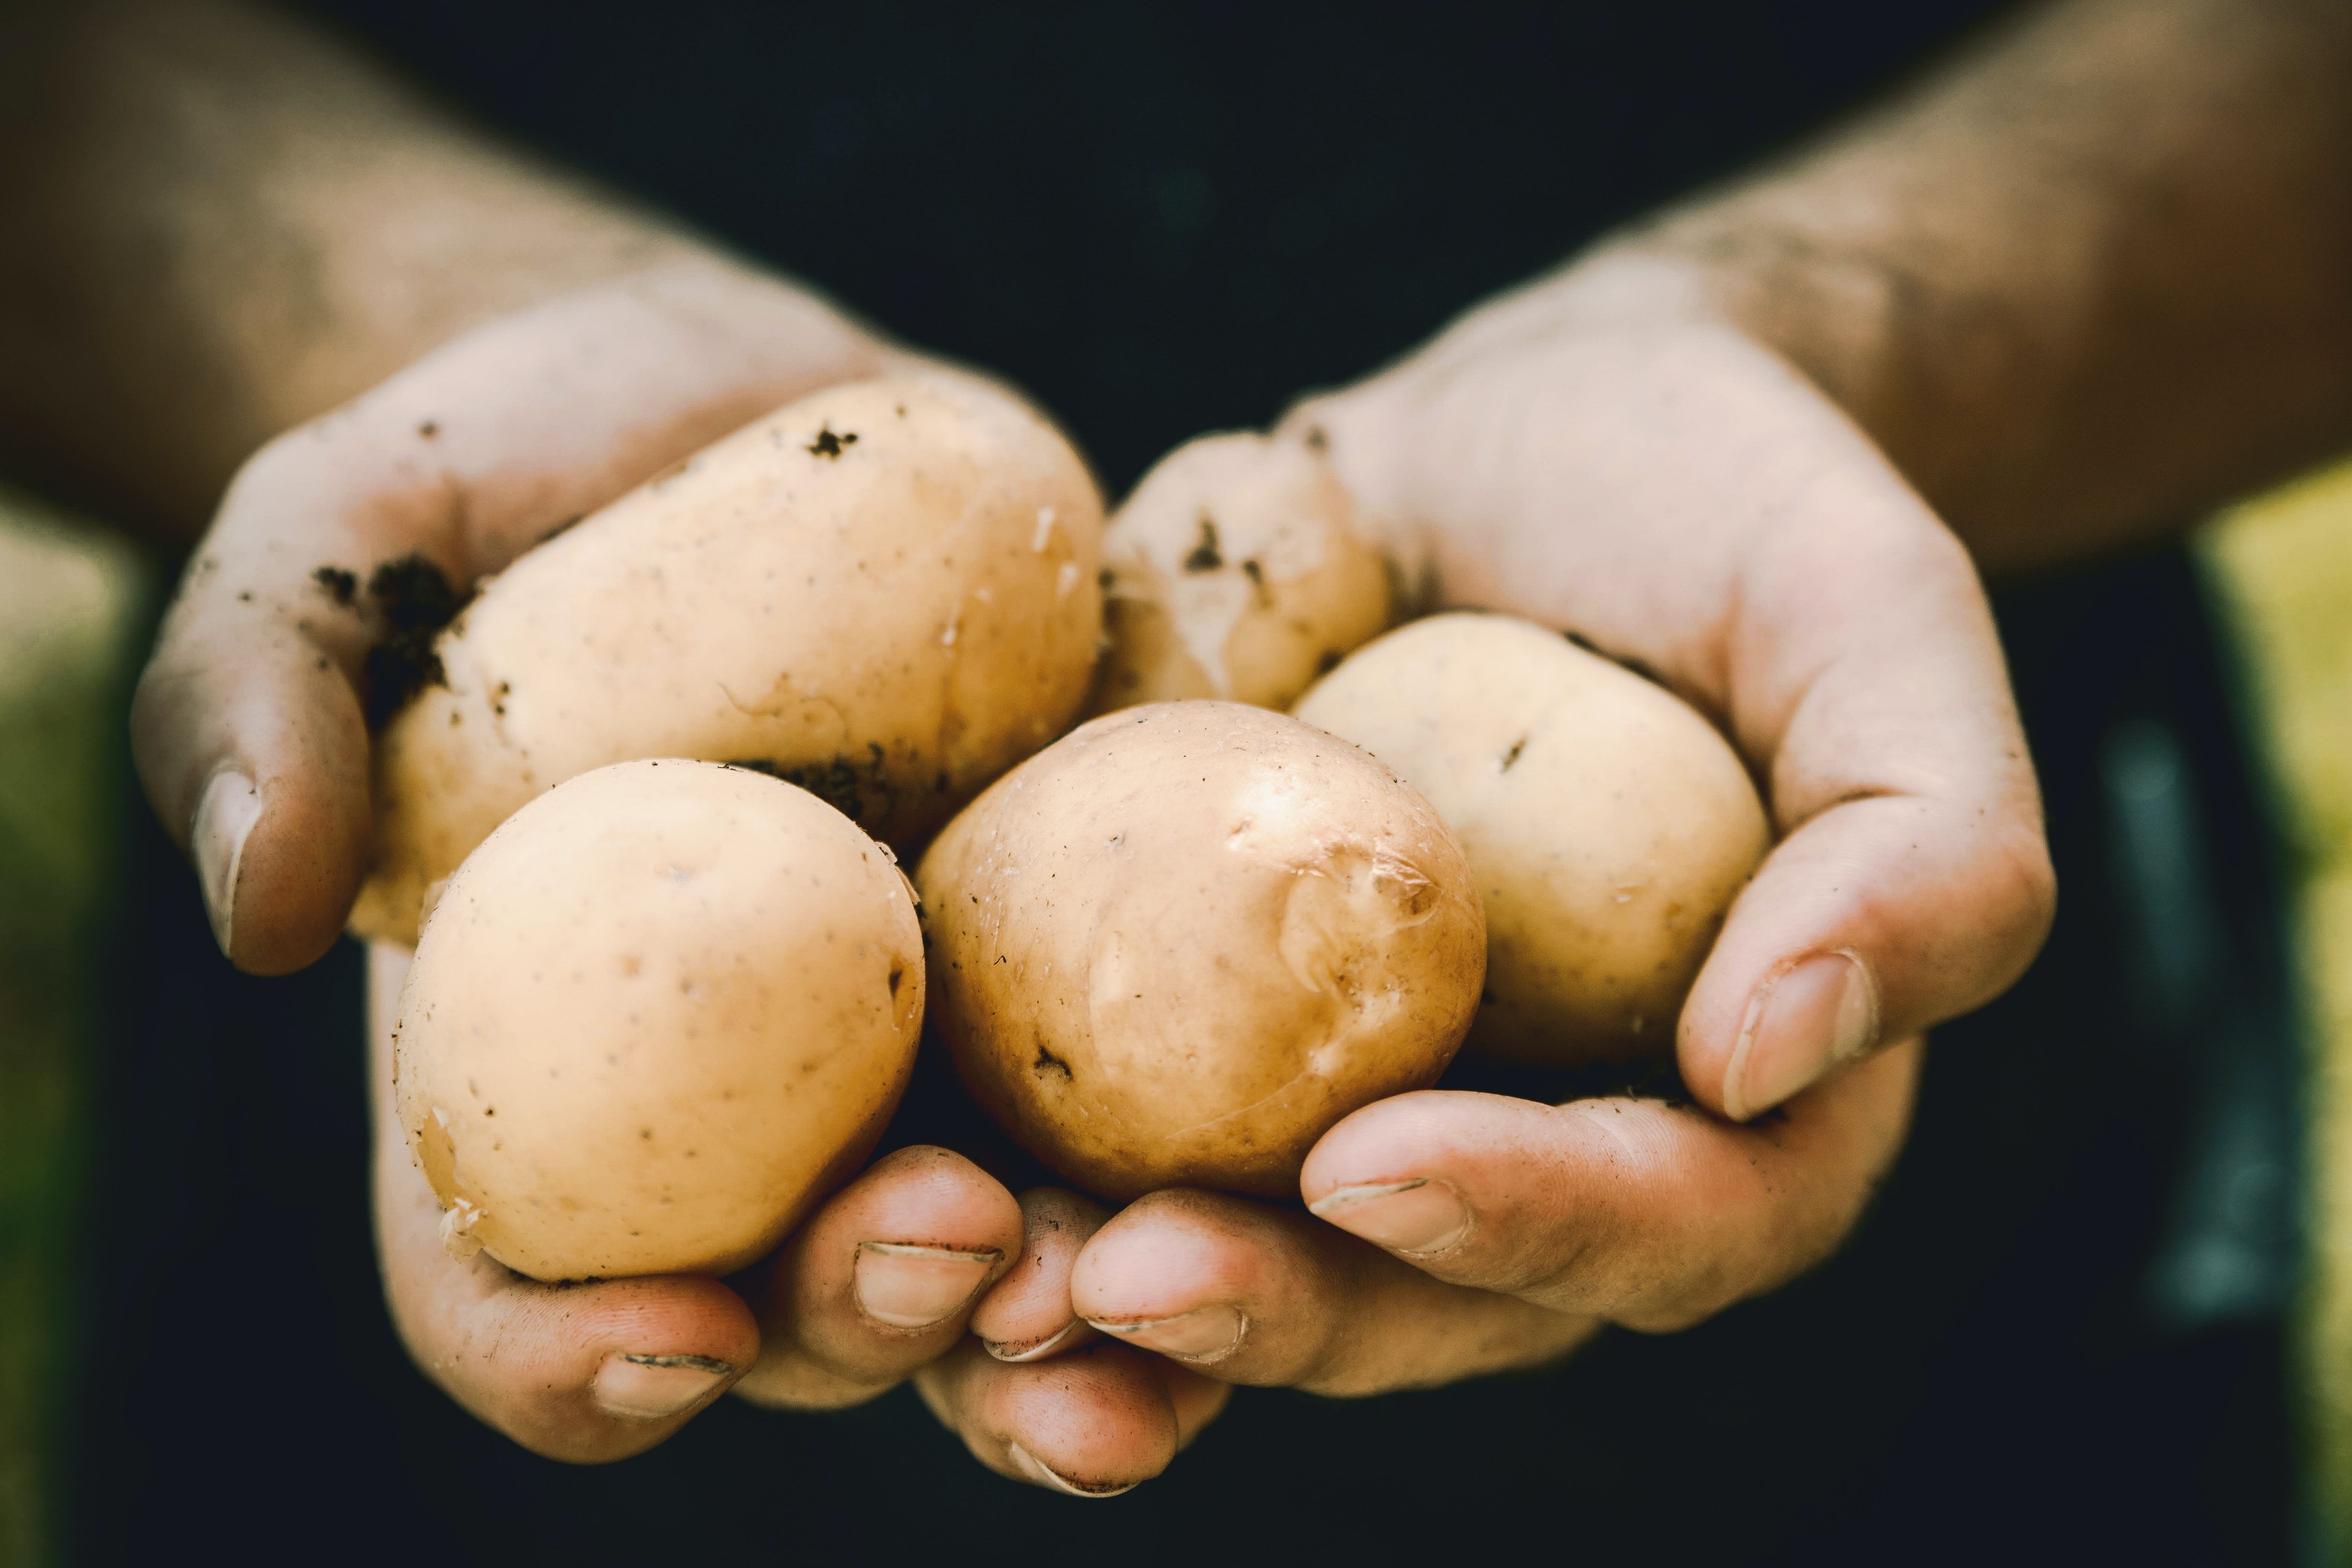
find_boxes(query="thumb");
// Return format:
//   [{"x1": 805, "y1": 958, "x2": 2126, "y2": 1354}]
[{"x1": 132, "y1": 547, "x2": 378, "y2": 973}]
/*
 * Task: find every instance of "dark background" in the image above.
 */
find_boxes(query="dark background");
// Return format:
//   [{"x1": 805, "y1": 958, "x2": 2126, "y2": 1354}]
[{"x1": 66, "y1": 3, "x2": 2306, "y2": 1562}]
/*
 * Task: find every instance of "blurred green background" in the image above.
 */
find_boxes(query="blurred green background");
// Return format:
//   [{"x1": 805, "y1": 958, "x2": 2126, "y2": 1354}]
[{"x1": 0, "y1": 490, "x2": 143, "y2": 1568}]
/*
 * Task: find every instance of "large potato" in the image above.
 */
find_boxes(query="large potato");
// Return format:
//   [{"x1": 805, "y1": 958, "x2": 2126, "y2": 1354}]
[
  {"x1": 917, "y1": 701, "x2": 1484, "y2": 1200},
  {"x1": 350, "y1": 371, "x2": 1102, "y2": 945},
  {"x1": 394, "y1": 759, "x2": 923, "y2": 1281},
  {"x1": 1086, "y1": 432, "x2": 1395, "y2": 716},
  {"x1": 1293, "y1": 613, "x2": 1769, "y2": 1068}
]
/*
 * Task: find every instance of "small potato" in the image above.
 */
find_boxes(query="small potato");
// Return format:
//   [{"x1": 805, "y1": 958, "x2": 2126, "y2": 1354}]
[
  {"x1": 1293, "y1": 613, "x2": 1769, "y2": 1068},
  {"x1": 917, "y1": 701, "x2": 1484, "y2": 1200},
  {"x1": 1086, "y1": 432, "x2": 1395, "y2": 716},
  {"x1": 393, "y1": 759, "x2": 923, "y2": 1281},
  {"x1": 350, "y1": 370, "x2": 1102, "y2": 945}
]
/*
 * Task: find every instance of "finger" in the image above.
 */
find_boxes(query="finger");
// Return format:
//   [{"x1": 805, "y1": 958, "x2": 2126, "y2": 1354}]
[
  {"x1": 727, "y1": 1146, "x2": 1024, "y2": 1411},
  {"x1": 1069, "y1": 1191, "x2": 1596, "y2": 1397},
  {"x1": 1291, "y1": 319, "x2": 2053, "y2": 1119},
  {"x1": 134, "y1": 260, "x2": 891, "y2": 973},
  {"x1": 913, "y1": 1338, "x2": 1229, "y2": 1497},
  {"x1": 1302, "y1": 1041, "x2": 1922, "y2": 1331},
  {"x1": 1671, "y1": 489, "x2": 2051, "y2": 1119},
  {"x1": 368, "y1": 943, "x2": 760, "y2": 1462},
  {"x1": 969, "y1": 1187, "x2": 1109, "y2": 1363}
]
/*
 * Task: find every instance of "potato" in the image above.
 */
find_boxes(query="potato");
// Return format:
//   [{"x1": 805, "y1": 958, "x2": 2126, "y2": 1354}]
[
  {"x1": 916, "y1": 701, "x2": 1484, "y2": 1200},
  {"x1": 1086, "y1": 432, "x2": 1396, "y2": 717},
  {"x1": 393, "y1": 759, "x2": 923, "y2": 1281},
  {"x1": 1293, "y1": 612, "x2": 1769, "y2": 1068},
  {"x1": 350, "y1": 370, "x2": 1102, "y2": 946}
]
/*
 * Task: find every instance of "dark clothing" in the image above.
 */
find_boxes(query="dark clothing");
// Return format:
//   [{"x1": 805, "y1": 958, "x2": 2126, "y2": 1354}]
[{"x1": 72, "y1": 5, "x2": 2302, "y2": 1563}]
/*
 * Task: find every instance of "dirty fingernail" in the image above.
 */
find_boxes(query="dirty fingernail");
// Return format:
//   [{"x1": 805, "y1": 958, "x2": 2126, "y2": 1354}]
[
  {"x1": 592, "y1": 1352, "x2": 733, "y2": 1421},
  {"x1": 1087, "y1": 1303, "x2": 1245, "y2": 1362},
  {"x1": 1007, "y1": 1443, "x2": 1137, "y2": 1498},
  {"x1": 854, "y1": 1241, "x2": 998, "y2": 1329},
  {"x1": 1722, "y1": 950, "x2": 1879, "y2": 1121},
  {"x1": 1308, "y1": 1177, "x2": 1470, "y2": 1254},
  {"x1": 193, "y1": 771, "x2": 262, "y2": 958},
  {"x1": 984, "y1": 1319, "x2": 1080, "y2": 1363}
]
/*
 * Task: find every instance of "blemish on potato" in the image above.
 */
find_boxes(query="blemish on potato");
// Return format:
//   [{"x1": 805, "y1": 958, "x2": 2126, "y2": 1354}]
[
  {"x1": 806, "y1": 423, "x2": 858, "y2": 459},
  {"x1": 1182, "y1": 515, "x2": 1223, "y2": 573},
  {"x1": 1240, "y1": 558, "x2": 1273, "y2": 607},
  {"x1": 313, "y1": 565, "x2": 358, "y2": 606}
]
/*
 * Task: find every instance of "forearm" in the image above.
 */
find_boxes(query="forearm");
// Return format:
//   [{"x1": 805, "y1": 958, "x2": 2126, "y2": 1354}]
[
  {"x1": 1615, "y1": 0, "x2": 2352, "y2": 571},
  {"x1": 0, "y1": 0, "x2": 751, "y2": 535}
]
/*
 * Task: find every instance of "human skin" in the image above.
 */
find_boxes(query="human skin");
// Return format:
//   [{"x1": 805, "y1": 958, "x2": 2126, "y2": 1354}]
[
  {"x1": 1050, "y1": 0, "x2": 2352, "y2": 1421},
  {"x1": 4, "y1": 0, "x2": 2349, "y2": 1487}
]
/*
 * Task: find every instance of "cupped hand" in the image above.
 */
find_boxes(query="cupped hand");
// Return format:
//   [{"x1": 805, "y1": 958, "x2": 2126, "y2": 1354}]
[
  {"x1": 152, "y1": 255, "x2": 1185, "y2": 1472},
  {"x1": 131, "y1": 256, "x2": 915, "y2": 976},
  {"x1": 980, "y1": 245, "x2": 2048, "y2": 1485},
  {"x1": 1290, "y1": 248, "x2": 2052, "y2": 1121}
]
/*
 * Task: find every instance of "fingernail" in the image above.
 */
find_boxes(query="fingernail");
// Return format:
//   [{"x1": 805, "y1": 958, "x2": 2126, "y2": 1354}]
[
  {"x1": 192, "y1": 771, "x2": 262, "y2": 957},
  {"x1": 1087, "y1": 1304, "x2": 1245, "y2": 1362},
  {"x1": 854, "y1": 1241, "x2": 998, "y2": 1329},
  {"x1": 1007, "y1": 1443, "x2": 1137, "y2": 1498},
  {"x1": 1308, "y1": 1177, "x2": 1470, "y2": 1254},
  {"x1": 592, "y1": 1352, "x2": 734, "y2": 1421},
  {"x1": 1722, "y1": 950, "x2": 1880, "y2": 1121},
  {"x1": 984, "y1": 1319, "x2": 1079, "y2": 1363}
]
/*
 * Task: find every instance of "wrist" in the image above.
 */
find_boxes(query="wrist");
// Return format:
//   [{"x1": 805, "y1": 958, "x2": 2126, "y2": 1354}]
[
  {"x1": 0, "y1": 0, "x2": 754, "y2": 531},
  {"x1": 1601, "y1": 209, "x2": 1916, "y2": 462}
]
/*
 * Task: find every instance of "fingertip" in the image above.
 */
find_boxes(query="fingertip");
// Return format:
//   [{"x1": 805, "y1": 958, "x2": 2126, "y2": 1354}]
[
  {"x1": 218, "y1": 767, "x2": 371, "y2": 975},
  {"x1": 980, "y1": 1342, "x2": 1184, "y2": 1495},
  {"x1": 1069, "y1": 1190, "x2": 1255, "y2": 1328},
  {"x1": 854, "y1": 1145, "x2": 1027, "y2": 1230},
  {"x1": 1711, "y1": 948, "x2": 1880, "y2": 1122},
  {"x1": 740, "y1": 1145, "x2": 1024, "y2": 1402},
  {"x1": 133, "y1": 641, "x2": 372, "y2": 975},
  {"x1": 582, "y1": 1274, "x2": 762, "y2": 1425},
  {"x1": 971, "y1": 1187, "x2": 1106, "y2": 1360},
  {"x1": 409, "y1": 1271, "x2": 761, "y2": 1463},
  {"x1": 1674, "y1": 788, "x2": 2054, "y2": 1120}
]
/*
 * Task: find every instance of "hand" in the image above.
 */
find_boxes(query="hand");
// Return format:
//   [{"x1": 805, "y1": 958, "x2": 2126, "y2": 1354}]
[
  {"x1": 1293, "y1": 249, "x2": 2052, "y2": 1122},
  {"x1": 371, "y1": 939, "x2": 1230, "y2": 1470},
  {"x1": 130, "y1": 257, "x2": 910, "y2": 975},
  {"x1": 1066, "y1": 1044, "x2": 1917, "y2": 1393},
  {"x1": 139, "y1": 256, "x2": 1180, "y2": 1472},
  {"x1": 983, "y1": 245, "x2": 2048, "y2": 1474}
]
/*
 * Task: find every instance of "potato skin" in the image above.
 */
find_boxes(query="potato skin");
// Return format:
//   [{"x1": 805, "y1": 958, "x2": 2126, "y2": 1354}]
[
  {"x1": 351, "y1": 371, "x2": 1102, "y2": 945},
  {"x1": 393, "y1": 759, "x2": 923, "y2": 1281},
  {"x1": 1293, "y1": 613, "x2": 1769, "y2": 1068},
  {"x1": 1086, "y1": 433, "x2": 1394, "y2": 717},
  {"x1": 916, "y1": 701, "x2": 1484, "y2": 1200}
]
